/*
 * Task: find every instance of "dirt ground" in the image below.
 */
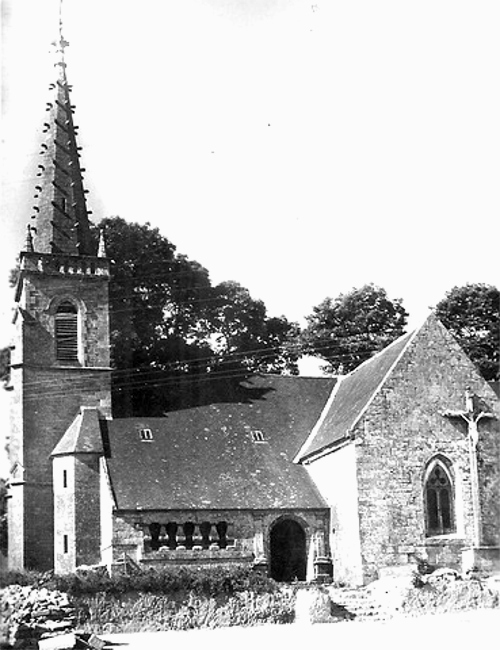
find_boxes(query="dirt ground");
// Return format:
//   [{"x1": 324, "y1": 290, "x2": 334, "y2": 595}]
[{"x1": 100, "y1": 608, "x2": 499, "y2": 650}]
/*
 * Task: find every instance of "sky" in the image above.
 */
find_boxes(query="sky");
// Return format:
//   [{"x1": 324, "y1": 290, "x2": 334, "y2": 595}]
[{"x1": 0, "y1": 0, "x2": 499, "y2": 467}]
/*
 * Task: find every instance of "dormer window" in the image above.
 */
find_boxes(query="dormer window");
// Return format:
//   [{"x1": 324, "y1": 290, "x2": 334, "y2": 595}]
[
  {"x1": 55, "y1": 301, "x2": 78, "y2": 362},
  {"x1": 251, "y1": 430, "x2": 265, "y2": 443},
  {"x1": 140, "y1": 428, "x2": 153, "y2": 442}
]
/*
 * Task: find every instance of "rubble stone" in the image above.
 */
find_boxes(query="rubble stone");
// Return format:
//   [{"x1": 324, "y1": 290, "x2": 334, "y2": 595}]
[{"x1": 0, "y1": 584, "x2": 78, "y2": 649}]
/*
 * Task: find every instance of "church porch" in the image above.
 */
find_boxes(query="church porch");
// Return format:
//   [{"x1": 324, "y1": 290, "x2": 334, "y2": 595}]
[{"x1": 108, "y1": 509, "x2": 332, "y2": 583}]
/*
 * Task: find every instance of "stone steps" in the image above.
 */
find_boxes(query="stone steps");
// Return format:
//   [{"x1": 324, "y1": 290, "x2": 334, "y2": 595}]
[{"x1": 328, "y1": 587, "x2": 391, "y2": 622}]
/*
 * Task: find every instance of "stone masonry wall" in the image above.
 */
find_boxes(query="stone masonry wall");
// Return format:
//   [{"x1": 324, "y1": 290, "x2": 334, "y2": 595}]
[
  {"x1": 53, "y1": 454, "x2": 102, "y2": 574},
  {"x1": 8, "y1": 266, "x2": 111, "y2": 571},
  {"x1": 20, "y1": 267, "x2": 110, "y2": 368},
  {"x1": 354, "y1": 317, "x2": 500, "y2": 583},
  {"x1": 53, "y1": 455, "x2": 76, "y2": 574},
  {"x1": 74, "y1": 455, "x2": 102, "y2": 567},
  {"x1": 111, "y1": 508, "x2": 328, "y2": 578}
]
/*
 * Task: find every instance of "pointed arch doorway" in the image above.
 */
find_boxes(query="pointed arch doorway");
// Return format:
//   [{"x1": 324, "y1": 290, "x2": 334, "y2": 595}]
[{"x1": 270, "y1": 518, "x2": 307, "y2": 582}]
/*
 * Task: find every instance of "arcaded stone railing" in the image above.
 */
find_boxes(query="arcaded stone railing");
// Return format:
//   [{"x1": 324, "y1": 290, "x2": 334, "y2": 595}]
[{"x1": 140, "y1": 521, "x2": 235, "y2": 554}]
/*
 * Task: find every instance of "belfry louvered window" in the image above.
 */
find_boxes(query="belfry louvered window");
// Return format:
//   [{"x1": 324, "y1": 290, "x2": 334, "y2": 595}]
[{"x1": 55, "y1": 301, "x2": 78, "y2": 361}]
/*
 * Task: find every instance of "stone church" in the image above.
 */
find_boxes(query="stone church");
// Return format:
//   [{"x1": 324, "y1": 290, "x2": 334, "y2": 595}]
[{"x1": 7, "y1": 34, "x2": 500, "y2": 585}]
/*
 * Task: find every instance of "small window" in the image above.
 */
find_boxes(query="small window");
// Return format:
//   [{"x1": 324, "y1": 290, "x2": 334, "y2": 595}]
[
  {"x1": 55, "y1": 301, "x2": 78, "y2": 361},
  {"x1": 251, "y1": 430, "x2": 265, "y2": 443},
  {"x1": 140, "y1": 428, "x2": 153, "y2": 442},
  {"x1": 63, "y1": 535, "x2": 68, "y2": 554},
  {"x1": 63, "y1": 470, "x2": 67, "y2": 488},
  {"x1": 425, "y1": 462, "x2": 455, "y2": 536}
]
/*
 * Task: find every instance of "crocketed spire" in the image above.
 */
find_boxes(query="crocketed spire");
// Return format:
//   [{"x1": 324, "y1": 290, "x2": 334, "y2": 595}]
[{"x1": 30, "y1": 20, "x2": 93, "y2": 256}]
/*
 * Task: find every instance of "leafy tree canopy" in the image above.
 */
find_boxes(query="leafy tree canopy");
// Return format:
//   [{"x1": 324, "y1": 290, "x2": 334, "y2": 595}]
[
  {"x1": 98, "y1": 218, "x2": 299, "y2": 414},
  {"x1": 301, "y1": 284, "x2": 408, "y2": 373},
  {"x1": 435, "y1": 283, "x2": 499, "y2": 381}
]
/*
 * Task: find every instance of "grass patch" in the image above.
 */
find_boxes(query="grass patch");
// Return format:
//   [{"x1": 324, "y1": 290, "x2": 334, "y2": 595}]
[{"x1": 73, "y1": 590, "x2": 295, "y2": 632}]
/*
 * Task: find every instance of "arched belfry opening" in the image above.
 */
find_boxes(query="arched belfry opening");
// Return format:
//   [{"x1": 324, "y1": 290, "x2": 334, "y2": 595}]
[
  {"x1": 55, "y1": 300, "x2": 78, "y2": 362},
  {"x1": 270, "y1": 518, "x2": 307, "y2": 582}
]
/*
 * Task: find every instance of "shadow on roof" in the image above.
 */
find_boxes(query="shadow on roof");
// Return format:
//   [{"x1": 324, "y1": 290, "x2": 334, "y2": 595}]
[{"x1": 112, "y1": 369, "x2": 277, "y2": 416}]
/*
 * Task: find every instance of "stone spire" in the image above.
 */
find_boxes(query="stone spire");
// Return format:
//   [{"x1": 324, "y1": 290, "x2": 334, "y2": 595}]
[{"x1": 30, "y1": 13, "x2": 93, "y2": 256}]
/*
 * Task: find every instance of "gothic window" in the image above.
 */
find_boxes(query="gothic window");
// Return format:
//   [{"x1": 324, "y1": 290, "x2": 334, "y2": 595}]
[
  {"x1": 425, "y1": 461, "x2": 455, "y2": 536},
  {"x1": 55, "y1": 301, "x2": 78, "y2": 361}
]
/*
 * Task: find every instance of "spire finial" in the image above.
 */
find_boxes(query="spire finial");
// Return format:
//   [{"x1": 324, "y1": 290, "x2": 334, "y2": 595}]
[
  {"x1": 51, "y1": 0, "x2": 69, "y2": 65},
  {"x1": 97, "y1": 229, "x2": 107, "y2": 258}
]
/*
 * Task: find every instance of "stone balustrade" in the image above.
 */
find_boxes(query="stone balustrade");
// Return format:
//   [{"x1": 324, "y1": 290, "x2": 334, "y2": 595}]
[
  {"x1": 140, "y1": 521, "x2": 234, "y2": 554},
  {"x1": 21, "y1": 252, "x2": 109, "y2": 277}
]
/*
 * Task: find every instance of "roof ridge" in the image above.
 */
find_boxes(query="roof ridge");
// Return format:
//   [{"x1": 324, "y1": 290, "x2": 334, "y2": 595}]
[
  {"x1": 296, "y1": 320, "x2": 433, "y2": 461},
  {"x1": 343, "y1": 326, "x2": 424, "y2": 436},
  {"x1": 294, "y1": 377, "x2": 343, "y2": 462},
  {"x1": 347, "y1": 328, "x2": 414, "y2": 378}
]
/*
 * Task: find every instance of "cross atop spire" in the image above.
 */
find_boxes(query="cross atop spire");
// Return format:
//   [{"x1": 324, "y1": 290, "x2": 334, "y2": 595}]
[{"x1": 51, "y1": 0, "x2": 69, "y2": 66}]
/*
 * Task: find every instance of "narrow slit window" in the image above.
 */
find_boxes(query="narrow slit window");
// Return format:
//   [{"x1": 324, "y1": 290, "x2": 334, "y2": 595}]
[
  {"x1": 63, "y1": 470, "x2": 67, "y2": 488},
  {"x1": 55, "y1": 301, "x2": 78, "y2": 361},
  {"x1": 63, "y1": 535, "x2": 68, "y2": 554}
]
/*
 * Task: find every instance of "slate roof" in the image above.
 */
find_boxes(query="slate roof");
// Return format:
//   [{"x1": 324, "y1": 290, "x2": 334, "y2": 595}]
[
  {"x1": 298, "y1": 331, "x2": 414, "y2": 460},
  {"x1": 104, "y1": 374, "x2": 336, "y2": 511},
  {"x1": 52, "y1": 407, "x2": 104, "y2": 456}
]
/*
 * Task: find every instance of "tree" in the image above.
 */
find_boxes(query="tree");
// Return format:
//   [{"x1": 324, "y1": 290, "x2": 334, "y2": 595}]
[
  {"x1": 208, "y1": 281, "x2": 300, "y2": 375},
  {"x1": 99, "y1": 217, "x2": 216, "y2": 414},
  {"x1": 435, "y1": 283, "x2": 499, "y2": 381},
  {"x1": 99, "y1": 218, "x2": 299, "y2": 414},
  {"x1": 301, "y1": 284, "x2": 408, "y2": 373}
]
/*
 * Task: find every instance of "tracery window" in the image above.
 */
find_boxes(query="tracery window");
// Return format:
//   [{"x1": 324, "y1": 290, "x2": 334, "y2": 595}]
[
  {"x1": 55, "y1": 301, "x2": 78, "y2": 361},
  {"x1": 425, "y1": 461, "x2": 455, "y2": 536}
]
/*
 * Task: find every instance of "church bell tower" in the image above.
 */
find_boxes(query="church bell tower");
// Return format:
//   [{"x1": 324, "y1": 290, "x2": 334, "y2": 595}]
[{"x1": 8, "y1": 22, "x2": 111, "y2": 570}]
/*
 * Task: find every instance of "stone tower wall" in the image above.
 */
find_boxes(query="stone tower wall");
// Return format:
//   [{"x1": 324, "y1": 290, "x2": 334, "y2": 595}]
[{"x1": 8, "y1": 258, "x2": 111, "y2": 571}]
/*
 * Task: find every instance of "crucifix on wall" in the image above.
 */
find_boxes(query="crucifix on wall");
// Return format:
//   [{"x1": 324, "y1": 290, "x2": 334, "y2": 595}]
[{"x1": 443, "y1": 387, "x2": 495, "y2": 547}]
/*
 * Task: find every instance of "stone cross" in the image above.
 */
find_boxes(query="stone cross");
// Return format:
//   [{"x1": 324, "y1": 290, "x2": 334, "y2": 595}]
[{"x1": 443, "y1": 387, "x2": 495, "y2": 547}]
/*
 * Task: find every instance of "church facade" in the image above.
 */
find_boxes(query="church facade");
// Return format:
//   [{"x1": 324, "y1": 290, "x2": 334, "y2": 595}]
[{"x1": 7, "y1": 35, "x2": 500, "y2": 585}]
